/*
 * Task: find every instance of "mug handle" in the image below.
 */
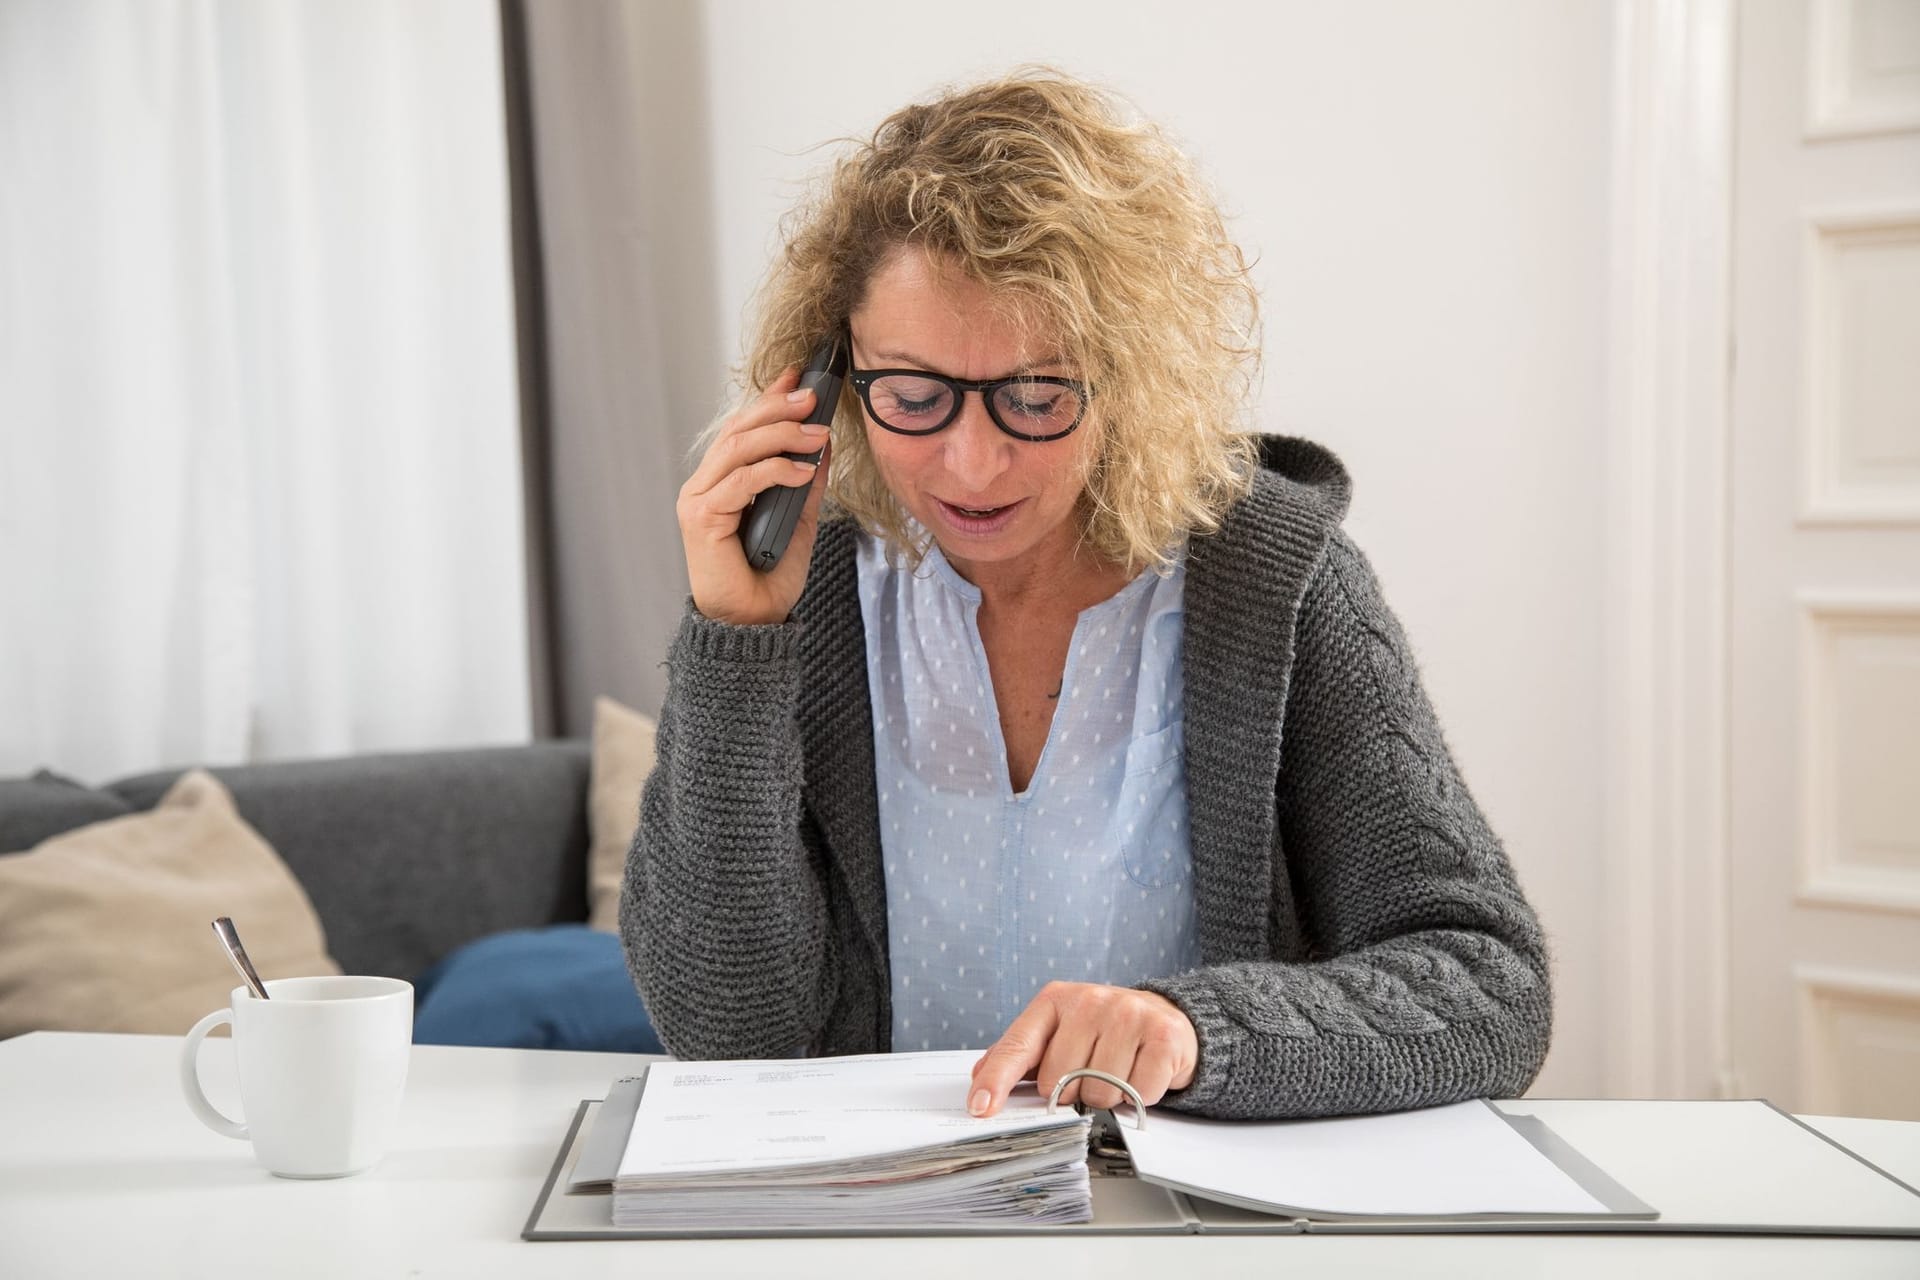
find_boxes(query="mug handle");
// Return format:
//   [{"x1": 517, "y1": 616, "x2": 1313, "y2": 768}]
[{"x1": 179, "y1": 1008, "x2": 247, "y2": 1139}]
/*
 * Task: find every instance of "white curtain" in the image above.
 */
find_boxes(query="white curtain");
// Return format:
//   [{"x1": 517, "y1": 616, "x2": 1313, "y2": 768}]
[{"x1": 0, "y1": 0, "x2": 531, "y2": 784}]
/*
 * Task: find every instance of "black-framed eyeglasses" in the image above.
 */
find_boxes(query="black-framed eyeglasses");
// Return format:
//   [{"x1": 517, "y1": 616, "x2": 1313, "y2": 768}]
[{"x1": 848, "y1": 367, "x2": 1091, "y2": 442}]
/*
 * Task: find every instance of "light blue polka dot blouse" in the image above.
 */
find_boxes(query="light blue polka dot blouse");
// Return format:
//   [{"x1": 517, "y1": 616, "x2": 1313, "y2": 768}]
[{"x1": 855, "y1": 532, "x2": 1202, "y2": 1053}]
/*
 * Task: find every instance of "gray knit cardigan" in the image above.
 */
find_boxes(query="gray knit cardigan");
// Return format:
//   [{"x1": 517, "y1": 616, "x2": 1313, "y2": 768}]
[{"x1": 622, "y1": 435, "x2": 1552, "y2": 1119}]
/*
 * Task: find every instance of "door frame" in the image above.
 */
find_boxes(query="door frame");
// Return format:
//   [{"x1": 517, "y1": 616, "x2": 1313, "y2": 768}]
[{"x1": 1600, "y1": 0, "x2": 1738, "y2": 1100}]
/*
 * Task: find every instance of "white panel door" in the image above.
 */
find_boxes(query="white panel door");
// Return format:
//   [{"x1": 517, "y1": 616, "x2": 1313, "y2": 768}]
[{"x1": 1727, "y1": 0, "x2": 1920, "y2": 1119}]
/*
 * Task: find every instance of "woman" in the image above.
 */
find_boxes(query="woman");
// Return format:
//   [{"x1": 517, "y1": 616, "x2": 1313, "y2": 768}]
[{"x1": 624, "y1": 70, "x2": 1551, "y2": 1121}]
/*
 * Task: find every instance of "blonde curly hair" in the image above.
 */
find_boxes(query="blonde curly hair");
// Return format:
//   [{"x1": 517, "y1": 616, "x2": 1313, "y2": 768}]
[{"x1": 733, "y1": 68, "x2": 1260, "y2": 572}]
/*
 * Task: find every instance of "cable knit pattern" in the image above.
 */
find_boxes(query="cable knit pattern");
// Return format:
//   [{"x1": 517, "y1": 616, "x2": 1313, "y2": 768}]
[
  {"x1": 623, "y1": 435, "x2": 1552, "y2": 1117},
  {"x1": 1141, "y1": 523, "x2": 1551, "y2": 1118}
]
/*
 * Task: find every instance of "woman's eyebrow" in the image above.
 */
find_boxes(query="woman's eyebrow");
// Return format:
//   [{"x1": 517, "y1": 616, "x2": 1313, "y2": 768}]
[{"x1": 869, "y1": 346, "x2": 1070, "y2": 378}]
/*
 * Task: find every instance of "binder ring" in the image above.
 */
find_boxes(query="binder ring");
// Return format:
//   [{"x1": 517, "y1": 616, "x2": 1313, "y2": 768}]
[{"x1": 1046, "y1": 1068, "x2": 1147, "y2": 1131}]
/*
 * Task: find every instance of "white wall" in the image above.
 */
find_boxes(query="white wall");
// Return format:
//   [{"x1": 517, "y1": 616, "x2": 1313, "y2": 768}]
[{"x1": 683, "y1": 0, "x2": 1614, "y2": 1094}]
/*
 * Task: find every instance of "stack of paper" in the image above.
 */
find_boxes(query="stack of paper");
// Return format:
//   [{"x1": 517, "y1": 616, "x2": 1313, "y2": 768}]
[{"x1": 612, "y1": 1051, "x2": 1092, "y2": 1229}]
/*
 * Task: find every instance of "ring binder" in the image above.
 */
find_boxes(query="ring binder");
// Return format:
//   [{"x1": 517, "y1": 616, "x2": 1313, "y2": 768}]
[
  {"x1": 1047, "y1": 1069, "x2": 1147, "y2": 1130},
  {"x1": 530, "y1": 1080, "x2": 1920, "y2": 1240}
]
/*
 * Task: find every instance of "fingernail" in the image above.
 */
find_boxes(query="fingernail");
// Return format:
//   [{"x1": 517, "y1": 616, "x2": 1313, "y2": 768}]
[
  {"x1": 969, "y1": 1089, "x2": 991, "y2": 1116},
  {"x1": 801, "y1": 420, "x2": 829, "y2": 433},
  {"x1": 787, "y1": 388, "x2": 811, "y2": 402}
]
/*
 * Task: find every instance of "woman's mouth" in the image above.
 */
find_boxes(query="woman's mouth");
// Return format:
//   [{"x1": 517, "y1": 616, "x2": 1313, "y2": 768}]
[{"x1": 934, "y1": 498, "x2": 1023, "y2": 536}]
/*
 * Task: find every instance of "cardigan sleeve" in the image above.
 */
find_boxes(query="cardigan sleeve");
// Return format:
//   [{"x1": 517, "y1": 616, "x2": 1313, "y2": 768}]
[
  {"x1": 1143, "y1": 532, "x2": 1553, "y2": 1119},
  {"x1": 619, "y1": 601, "x2": 840, "y2": 1059}
]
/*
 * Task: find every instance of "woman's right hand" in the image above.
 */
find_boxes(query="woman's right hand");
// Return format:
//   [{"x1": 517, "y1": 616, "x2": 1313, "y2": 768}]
[{"x1": 676, "y1": 366, "x2": 834, "y2": 626}]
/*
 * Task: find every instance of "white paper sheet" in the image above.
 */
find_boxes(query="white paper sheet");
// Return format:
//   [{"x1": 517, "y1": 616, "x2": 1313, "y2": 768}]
[
  {"x1": 617, "y1": 1050, "x2": 1082, "y2": 1179},
  {"x1": 1120, "y1": 1099, "x2": 1612, "y2": 1219}
]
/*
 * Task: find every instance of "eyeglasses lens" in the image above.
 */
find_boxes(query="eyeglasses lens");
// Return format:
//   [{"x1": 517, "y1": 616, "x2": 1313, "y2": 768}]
[
  {"x1": 988, "y1": 381, "x2": 1083, "y2": 437},
  {"x1": 866, "y1": 374, "x2": 957, "y2": 432}
]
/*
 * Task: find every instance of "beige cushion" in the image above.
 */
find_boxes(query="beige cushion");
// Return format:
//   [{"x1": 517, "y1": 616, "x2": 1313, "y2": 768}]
[
  {"x1": 0, "y1": 769, "x2": 339, "y2": 1037},
  {"x1": 588, "y1": 696, "x2": 658, "y2": 932}
]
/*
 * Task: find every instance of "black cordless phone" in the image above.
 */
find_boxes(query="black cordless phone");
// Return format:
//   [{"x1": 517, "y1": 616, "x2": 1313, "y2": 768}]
[{"x1": 739, "y1": 333, "x2": 848, "y2": 572}]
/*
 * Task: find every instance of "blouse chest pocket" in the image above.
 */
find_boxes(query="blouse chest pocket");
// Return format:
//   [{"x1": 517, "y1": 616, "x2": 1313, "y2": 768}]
[{"x1": 1113, "y1": 722, "x2": 1191, "y2": 889}]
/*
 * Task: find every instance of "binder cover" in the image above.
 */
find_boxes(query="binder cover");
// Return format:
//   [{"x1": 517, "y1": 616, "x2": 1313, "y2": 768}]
[{"x1": 524, "y1": 1097, "x2": 1920, "y2": 1240}]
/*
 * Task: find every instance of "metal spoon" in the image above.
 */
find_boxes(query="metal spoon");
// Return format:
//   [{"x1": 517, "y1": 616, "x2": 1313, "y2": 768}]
[{"x1": 210, "y1": 916, "x2": 270, "y2": 1000}]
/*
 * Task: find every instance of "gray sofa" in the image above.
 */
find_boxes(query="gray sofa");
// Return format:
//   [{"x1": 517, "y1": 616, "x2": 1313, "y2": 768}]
[{"x1": 0, "y1": 742, "x2": 594, "y2": 983}]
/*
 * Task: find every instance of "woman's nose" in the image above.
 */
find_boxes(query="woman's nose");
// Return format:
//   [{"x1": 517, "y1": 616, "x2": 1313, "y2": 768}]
[{"x1": 941, "y1": 395, "x2": 1011, "y2": 492}]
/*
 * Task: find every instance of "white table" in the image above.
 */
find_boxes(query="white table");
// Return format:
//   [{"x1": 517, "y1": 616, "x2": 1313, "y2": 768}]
[{"x1": 2, "y1": 1031, "x2": 1915, "y2": 1278}]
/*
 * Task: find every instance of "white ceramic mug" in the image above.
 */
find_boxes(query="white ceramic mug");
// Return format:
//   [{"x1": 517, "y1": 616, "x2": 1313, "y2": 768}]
[{"x1": 179, "y1": 975, "x2": 413, "y2": 1178}]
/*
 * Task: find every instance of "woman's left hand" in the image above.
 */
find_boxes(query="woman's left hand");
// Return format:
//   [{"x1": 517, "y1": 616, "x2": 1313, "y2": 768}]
[{"x1": 967, "y1": 982, "x2": 1198, "y2": 1117}]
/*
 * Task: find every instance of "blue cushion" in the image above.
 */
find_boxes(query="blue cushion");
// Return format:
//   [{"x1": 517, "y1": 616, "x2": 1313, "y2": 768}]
[{"x1": 412, "y1": 924, "x2": 664, "y2": 1054}]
